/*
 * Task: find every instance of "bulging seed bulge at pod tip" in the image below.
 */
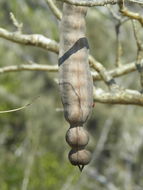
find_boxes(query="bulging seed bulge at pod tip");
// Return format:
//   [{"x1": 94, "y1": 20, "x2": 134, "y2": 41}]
[
  {"x1": 68, "y1": 149, "x2": 92, "y2": 172},
  {"x1": 66, "y1": 126, "x2": 89, "y2": 148}
]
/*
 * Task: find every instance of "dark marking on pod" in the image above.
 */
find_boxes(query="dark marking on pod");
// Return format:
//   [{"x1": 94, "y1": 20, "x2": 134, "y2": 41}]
[{"x1": 59, "y1": 37, "x2": 89, "y2": 66}]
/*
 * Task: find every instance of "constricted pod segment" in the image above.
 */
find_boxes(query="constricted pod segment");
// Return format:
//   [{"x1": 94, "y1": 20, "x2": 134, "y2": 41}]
[
  {"x1": 68, "y1": 149, "x2": 92, "y2": 171},
  {"x1": 66, "y1": 127, "x2": 89, "y2": 148},
  {"x1": 59, "y1": 3, "x2": 93, "y2": 171}
]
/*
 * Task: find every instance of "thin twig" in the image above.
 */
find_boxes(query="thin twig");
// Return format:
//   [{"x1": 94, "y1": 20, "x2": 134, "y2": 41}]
[
  {"x1": 107, "y1": 6, "x2": 128, "y2": 67},
  {"x1": 115, "y1": 22, "x2": 122, "y2": 67},
  {"x1": 10, "y1": 12, "x2": 23, "y2": 33},
  {"x1": 0, "y1": 96, "x2": 39, "y2": 114},
  {"x1": 132, "y1": 20, "x2": 143, "y2": 90},
  {"x1": 89, "y1": 56, "x2": 119, "y2": 90},
  {"x1": 45, "y1": 0, "x2": 62, "y2": 20},
  {"x1": 119, "y1": 0, "x2": 143, "y2": 26},
  {"x1": 21, "y1": 154, "x2": 34, "y2": 190}
]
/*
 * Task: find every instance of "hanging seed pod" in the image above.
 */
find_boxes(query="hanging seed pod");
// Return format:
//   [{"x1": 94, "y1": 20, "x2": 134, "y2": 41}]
[
  {"x1": 59, "y1": 3, "x2": 93, "y2": 126},
  {"x1": 66, "y1": 126, "x2": 89, "y2": 148},
  {"x1": 59, "y1": 3, "x2": 93, "y2": 171},
  {"x1": 69, "y1": 149, "x2": 92, "y2": 171}
]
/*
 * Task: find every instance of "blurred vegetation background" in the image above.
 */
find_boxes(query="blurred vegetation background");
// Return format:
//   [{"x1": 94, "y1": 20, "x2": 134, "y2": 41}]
[{"x1": 0, "y1": 0, "x2": 143, "y2": 190}]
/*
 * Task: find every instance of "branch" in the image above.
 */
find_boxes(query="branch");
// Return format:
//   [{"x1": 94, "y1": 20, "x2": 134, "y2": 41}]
[
  {"x1": 115, "y1": 23, "x2": 122, "y2": 67},
  {"x1": 57, "y1": 0, "x2": 143, "y2": 7},
  {"x1": 45, "y1": 0, "x2": 62, "y2": 20},
  {"x1": 0, "y1": 64, "x2": 58, "y2": 73},
  {"x1": 0, "y1": 28, "x2": 59, "y2": 53},
  {"x1": 0, "y1": 63, "x2": 142, "y2": 106},
  {"x1": 132, "y1": 20, "x2": 143, "y2": 90},
  {"x1": 86, "y1": 167, "x2": 118, "y2": 189},
  {"x1": 10, "y1": 12, "x2": 23, "y2": 32},
  {"x1": 0, "y1": 60, "x2": 139, "y2": 82},
  {"x1": 105, "y1": 61, "x2": 137, "y2": 80},
  {"x1": 0, "y1": 28, "x2": 143, "y2": 106},
  {"x1": 56, "y1": 0, "x2": 117, "y2": 7},
  {"x1": 94, "y1": 88, "x2": 143, "y2": 106},
  {"x1": 89, "y1": 55, "x2": 118, "y2": 89},
  {"x1": 89, "y1": 56, "x2": 140, "y2": 82},
  {"x1": 119, "y1": 0, "x2": 143, "y2": 26},
  {"x1": 107, "y1": 6, "x2": 129, "y2": 67},
  {"x1": 0, "y1": 27, "x2": 140, "y2": 83}
]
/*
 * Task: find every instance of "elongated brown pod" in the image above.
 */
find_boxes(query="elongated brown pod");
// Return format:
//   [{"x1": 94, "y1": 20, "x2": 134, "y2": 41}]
[{"x1": 59, "y1": 3, "x2": 93, "y2": 171}]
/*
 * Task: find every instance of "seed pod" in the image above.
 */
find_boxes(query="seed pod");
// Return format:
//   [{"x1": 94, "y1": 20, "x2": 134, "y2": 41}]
[
  {"x1": 59, "y1": 3, "x2": 93, "y2": 126},
  {"x1": 69, "y1": 149, "x2": 91, "y2": 166},
  {"x1": 66, "y1": 126, "x2": 89, "y2": 148},
  {"x1": 59, "y1": 3, "x2": 93, "y2": 171}
]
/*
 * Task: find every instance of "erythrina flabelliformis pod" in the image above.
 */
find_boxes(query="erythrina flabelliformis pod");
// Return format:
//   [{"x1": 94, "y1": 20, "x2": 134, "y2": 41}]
[
  {"x1": 69, "y1": 149, "x2": 92, "y2": 171},
  {"x1": 59, "y1": 3, "x2": 93, "y2": 171},
  {"x1": 66, "y1": 127, "x2": 89, "y2": 148}
]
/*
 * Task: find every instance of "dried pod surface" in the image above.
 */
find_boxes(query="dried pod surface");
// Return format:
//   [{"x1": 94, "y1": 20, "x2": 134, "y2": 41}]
[
  {"x1": 66, "y1": 127, "x2": 89, "y2": 148},
  {"x1": 59, "y1": 3, "x2": 93, "y2": 170},
  {"x1": 69, "y1": 149, "x2": 91, "y2": 166},
  {"x1": 59, "y1": 3, "x2": 93, "y2": 126}
]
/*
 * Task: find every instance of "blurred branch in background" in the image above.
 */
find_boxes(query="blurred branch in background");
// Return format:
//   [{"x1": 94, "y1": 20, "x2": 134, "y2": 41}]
[
  {"x1": 94, "y1": 88, "x2": 143, "y2": 106},
  {"x1": 92, "y1": 60, "x2": 139, "y2": 80},
  {"x1": 86, "y1": 168, "x2": 119, "y2": 190},
  {"x1": 10, "y1": 12, "x2": 23, "y2": 33},
  {"x1": 107, "y1": 5, "x2": 128, "y2": 67},
  {"x1": 89, "y1": 55, "x2": 119, "y2": 90},
  {"x1": 129, "y1": 0, "x2": 143, "y2": 5},
  {"x1": 45, "y1": 0, "x2": 62, "y2": 20},
  {"x1": 0, "y1": 63, "x2": 58, "y2": 73},
  {"x1": 91, "y1": 119, "x2": 113, "y2": 163},
  {"x1": 119, "y1": 0, "x2": 143, "y2": 26},
  {"x1": 56, "y1": 0, "x2": 143, "y2": 7},
  {"x1": 0, "y1": 59, "x2": 140, "y2": 80},
  {"x1": 56, "y1": 0, "x2": 118, "y2": 7},
  {"x1": 132, "y1": 20, "x2": 143, "y2": 90},
  {"x1": 0, "y1": 28, "x2": 59, "y2": 53}
]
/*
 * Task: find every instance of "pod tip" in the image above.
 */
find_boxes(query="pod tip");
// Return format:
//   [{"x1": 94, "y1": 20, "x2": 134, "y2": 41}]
[{"x1": 78, "y1": 165, "x2": 84, "y2": 172}]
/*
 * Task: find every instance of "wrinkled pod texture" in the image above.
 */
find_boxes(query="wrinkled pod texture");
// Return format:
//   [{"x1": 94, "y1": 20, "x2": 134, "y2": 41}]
[{"x1": 59, "y1": 3, "x2": 93, "y2": 171}]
